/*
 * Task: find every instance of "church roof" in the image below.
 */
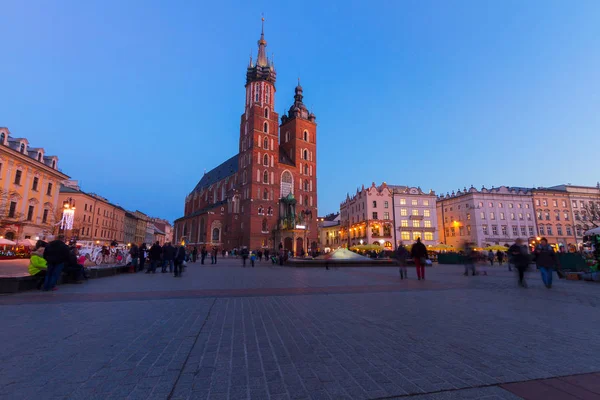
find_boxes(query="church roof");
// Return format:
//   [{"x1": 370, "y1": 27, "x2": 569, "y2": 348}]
[{"x1": 192, "y1": 154, "x2": 239, "y2": 192}]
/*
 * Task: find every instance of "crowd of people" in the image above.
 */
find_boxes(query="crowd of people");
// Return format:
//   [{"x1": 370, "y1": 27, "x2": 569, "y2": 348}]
[
  {"x1": 28, "y1": 235, "x2": 89, "y2": 291},
  {"x1": 393, "y1": 236, "x2": 562, "y2": 289}
]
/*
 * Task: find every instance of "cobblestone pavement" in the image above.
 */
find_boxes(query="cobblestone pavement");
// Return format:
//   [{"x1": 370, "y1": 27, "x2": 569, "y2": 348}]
[
  {"x1": 0, "y1": 259, "x2": 30, "y2": 277},
  {"x1": 1, "y1": 260, "x2": 600, "y2": 400}
]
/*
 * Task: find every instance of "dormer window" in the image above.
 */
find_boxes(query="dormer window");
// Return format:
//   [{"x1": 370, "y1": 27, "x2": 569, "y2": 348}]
[
  {"x1": 52, "y1": 160, "x2": 56, "y2": 169},
  {"x1": 0, "y1": 132, "x2": 5, "y2": 144},
  {"x1": 37, "y1": 153, "x2": 42, "y2": 161},
  {"x1": 20, "y1": 143, "x2": 25, "y2": 153}
]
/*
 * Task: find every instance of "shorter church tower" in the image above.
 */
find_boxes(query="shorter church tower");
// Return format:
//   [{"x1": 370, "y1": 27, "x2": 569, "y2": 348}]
[{"x1": 278, "y1": 81, "x2": 318, "y2": 254}]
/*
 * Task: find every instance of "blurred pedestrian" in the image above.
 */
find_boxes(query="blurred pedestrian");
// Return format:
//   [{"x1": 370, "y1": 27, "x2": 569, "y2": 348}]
[
  {"x1": 43, "y1": 236, "x2": 71, "y2": 291},
  {"x1": 509, "y1": 238, "x2": 530, "y2": 288},
  {"x1": 174, "y1": 245, "x2": 186, "y2": 277},
  {"x1": 250, "y1": 251, "x2": 256, "y2": 267},
  {"x1": 162, "y1": 242, "x2": 175, "y2": 273},
  {"x1": 201, "y1": 246, "x2": 207, "y2": 264},
  {"x1": 241, "y1": 247, "x2": 249, "y2": 267},
  {"x1": 411, "y1": 237, "x2": 427, "y2": 280},
  {"x1": 463, "y1": 242, "x2": 477, "y2": 276},
  {"x1": 212, "y1": 247, "x2": 218, "y2": 264},
  {"x1": 534, "y1": 237, "x2": 560, "y2": 289},
  {"x1": 192, "y1": 246, "x2": 198, "y2": 263},
  {"x1": 139, "y1": 243, "x2": 147, "y2": 271},
  {"x1": 488, "y1": 250, "x2": 495, "y2": 266},
  {"x1": 129, "y1": 244, "x2": 139, "y2": 272},
  {"x1": 496, "y1": 250, "x2": 504, "y2": 266},
  {"x1": 147, "y1": 241, "x2": 162, "y2": 274},
  {"x1": 395, "y1": 242, "x2": 409, "y2": 279}
]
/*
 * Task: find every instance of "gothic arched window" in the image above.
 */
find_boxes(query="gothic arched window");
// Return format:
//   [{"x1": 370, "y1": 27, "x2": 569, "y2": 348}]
[
  {"x1": 263, "y1": 154, "x2": 269, "y2": 166},
  {"x1": 268, "y1": 206, "x2": 273, "y2": 216},
  {"x1": 263, "y1": 137, "x2": 268, "y2": 149},
  {"x1": 263, "y1": 189, "x2": 269, "y2": 200},
  {"x1": 303, "y1": 149, "x2": 308, "y2": 160},
  {"x1": 303, "y1": 130, "x2": 308, "y2": 141},
  {"x1": 262, "y1": 218, "x2": 268, "y2": 232},
  {"x1": 285, "y1": 132, "x2": 290, "y2": 143},
  {"x1": 304, "y1": 195, "x2": 308, "y2": 206},
  {"x1": 212, "y1": 228, "x2": 220, "y2": 241},
  {"x1": 263, "y1": 170, "x2": 269, "y2": 184},
  {"x1": 281, "y1": 171, "x2": 293, "y2": 198},
  {"x1": 264, "y1": 108, "x2": 269, "y2": 118},
  {"x1": 304, "y1": 164, "x2": 308, "y2": 175},
  {"x1": 263, "y1": 122, "x2": 268, "y2": 133},
  {"x1": 304, "y1": 179, "x2": 309, "y2": 191}
]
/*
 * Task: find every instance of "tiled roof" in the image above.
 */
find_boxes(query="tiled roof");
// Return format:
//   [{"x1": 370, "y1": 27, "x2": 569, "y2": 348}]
[{"x1": 193, "y1": 155, "x2": 238, "y2": 192}]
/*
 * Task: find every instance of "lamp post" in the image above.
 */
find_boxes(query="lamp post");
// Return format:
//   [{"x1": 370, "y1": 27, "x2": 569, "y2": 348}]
[{"x1": 60, "y1": 197, "x2": 76, "y2": 241}]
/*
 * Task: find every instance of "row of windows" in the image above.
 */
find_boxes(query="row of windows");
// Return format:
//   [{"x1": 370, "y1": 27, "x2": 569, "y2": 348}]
[
  {"x1": 400, "y1": 209, "x2": 431, "y2": 217},
  {"x1": 537, "y1": 224, "x2": 578, "y2": 236},
  {"x1": 0, "y1": 135, "x2": 57, "y2": 168},
  {"x1": 3, "y1": 167, "x2": 54, "y2": 195},
  {"x1": 536, "y1": 199, "x2": 600, "y2": 209},
  {"x1": 399, "y1": 199, "x2": 430, "y2": 206},
  {"x1": 372, "y1": 201, "x2": 389, "y2": 208},
  {"x1": 444, "y1": 202, "x2": 531, "y2": 212},
  {"x1": 284, "y1": 130, "x2": 311, "y2": 143},
  {"x1": 400, "y1": 232, "x2": 434, "y2": 241},
  {"x1": 6, "y1": 201, "x2": 50, "y2": 223},
  {"x1": 537, "y1": 211, "x2": 570, "y2": 221},
  {"x1": 479, "y1": 212, "x2": 532, "y2": 221},
  {"x1": 400, "y1": 220, "x2": 433, "y2": 228}
]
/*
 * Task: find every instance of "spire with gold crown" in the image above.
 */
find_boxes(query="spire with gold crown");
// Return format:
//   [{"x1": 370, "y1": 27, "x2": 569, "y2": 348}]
[{"x1": 246, "y1": 17, "x2": 277, "y2": 85}]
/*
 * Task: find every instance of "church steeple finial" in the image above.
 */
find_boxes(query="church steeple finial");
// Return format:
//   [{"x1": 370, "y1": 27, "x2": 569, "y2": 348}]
[{"x1": 257, "y1": 16, "x2": 268, "y2": 67}]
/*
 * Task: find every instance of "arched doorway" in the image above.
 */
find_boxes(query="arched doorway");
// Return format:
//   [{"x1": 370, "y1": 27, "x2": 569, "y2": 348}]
[
  {"x1": 284, "y1": 237, "x2": 293, "y2": 252},
  {"x1": 296, "y1": 237, "x2": 304, "y2": 255},
  {"x1": 5, "y1": 232, "x2": 15, "y2": 240}
]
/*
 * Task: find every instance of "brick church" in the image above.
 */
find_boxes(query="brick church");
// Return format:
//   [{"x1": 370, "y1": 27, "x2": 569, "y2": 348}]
[{"x1": 174, "y1": 22, "x2": 318, "y2": 254}]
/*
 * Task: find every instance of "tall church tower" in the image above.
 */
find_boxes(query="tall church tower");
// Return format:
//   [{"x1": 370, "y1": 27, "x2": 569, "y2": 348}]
[{"x1": 237, "y1": 19, "x2": 280, "y2": 249}]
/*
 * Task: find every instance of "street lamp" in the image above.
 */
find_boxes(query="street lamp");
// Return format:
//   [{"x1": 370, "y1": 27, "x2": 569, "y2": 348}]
[
  {"x1": 60, "y1": 198, "x2": 76, "y2": 232},
  {"x1": 359, "y1": 239, "x2": 363, "y2": 245}
]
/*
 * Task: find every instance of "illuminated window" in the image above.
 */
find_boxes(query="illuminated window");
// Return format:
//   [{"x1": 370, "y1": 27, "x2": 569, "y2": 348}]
[
  {"x1": 412, "y1": 220, "x2": 420, "y2": 227},
  {"x1": 401, "y1": 231, "x2": 410, "y2": 240},
  {"x1": 401, "y1": 220, "x2": 408, "y2": 227},
  {"x1": 424, "y1": 209, "x2": 430, "y2": 217},
  {"x1": 412, "y1": 200, "x2": 418, "y2": 206},
  {"x1": 400, "y1": 199, "x2": 406, "y2": 205},
  {"x1": 424, "y1": 220, "x2": 431, "y2": 228},
  {"x1": 400, "y1": 209, "x2": 407, "y2": 216},
  {"x1": 424, "y1": 232, "x2": 433, "y2": 241},
  {"x1": 412, "y1": 232, "x2": 421, "y2": 240},
  {"x1": 412, "y1": 209, "x2": 419, "y2": 216}
]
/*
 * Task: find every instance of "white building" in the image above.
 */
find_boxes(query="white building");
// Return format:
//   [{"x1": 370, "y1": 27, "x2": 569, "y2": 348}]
[
  {"x1": 317, "y1": 213, "x2": 341, "y2": 252},
  {"x1": 389, "y1": 185, "x2": 438, "y2": 247},
  {"x1": 340, "y1": 183, "x2": 394, "y2": 250},
  {"x1": 437, "y1": 186, "x2": 536, "y2": 248}
]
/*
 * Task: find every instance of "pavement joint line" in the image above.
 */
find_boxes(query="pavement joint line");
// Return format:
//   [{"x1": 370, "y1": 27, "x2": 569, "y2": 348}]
[
  {"x1": 166, "y1": 296, "x2": 217, "y2": 400},
  {"x1": 369, "y1": 370, "x2": 600, "y2": 399}
]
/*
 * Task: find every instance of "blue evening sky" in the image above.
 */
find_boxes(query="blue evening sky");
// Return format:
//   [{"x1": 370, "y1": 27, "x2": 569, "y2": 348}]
[{"x1": 1, "y1": 0, "x2": 599, "y2": 222}]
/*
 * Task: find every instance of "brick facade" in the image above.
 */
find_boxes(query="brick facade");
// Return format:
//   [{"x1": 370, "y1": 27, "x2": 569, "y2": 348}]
[{"x1": 174, "y1": 24, "x2": 318, "y2": 254}]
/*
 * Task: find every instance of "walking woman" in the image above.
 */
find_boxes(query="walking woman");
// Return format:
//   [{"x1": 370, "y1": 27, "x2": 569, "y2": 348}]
[
  {"x1": 174, "y1": 245, "x2": 186, "y2": 277},
  {"x1": 534, "y1": 238, "x2": 560, "y2": 288}
]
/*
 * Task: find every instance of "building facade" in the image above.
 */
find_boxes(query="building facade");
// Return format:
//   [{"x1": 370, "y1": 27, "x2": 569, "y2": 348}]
[
  {"x1": 58, "y1": 182, "x2": 126, "y2": 244},
  {"x1": 437, "y1": 186, "x2": 536, "y2": 248},
  {"x1": 0, "y1": 128, "x2": 69, "y2": 240},
  {"x1": 531, "y1": 188, "x2": 574, "y2": 248},
  {"x1": 340, "y1": 183, "x2": 394, "y2": 249},
  {"x1": 124, "y1": 212, "x2": 137, "y2": 245},
  {"x1": 547, "y1": 184, "x2": 600, "y2": 245},
  {"x1": 390, "y1": 185, "x2": 438, "y2": 247},
  {"x1": 174, "y1": 23, "x2": 318, "y2": 254},
  {"x1": 317, "y1": 213, "x2": 341, "y2": 251}
]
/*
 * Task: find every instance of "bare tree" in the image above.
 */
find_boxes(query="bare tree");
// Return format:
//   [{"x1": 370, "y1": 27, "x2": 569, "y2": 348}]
[
  {"x1": 0, "y1": 188, "x2": 26, "y2": 234},
  {"x1": 580, "y1": 201, "x2": 600, "y2": 230}
]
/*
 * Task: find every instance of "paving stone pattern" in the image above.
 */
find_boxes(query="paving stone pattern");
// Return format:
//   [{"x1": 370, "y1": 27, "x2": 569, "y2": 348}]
[{"x1": 1, "y1": 260, "x2": 600, "y2": 399}]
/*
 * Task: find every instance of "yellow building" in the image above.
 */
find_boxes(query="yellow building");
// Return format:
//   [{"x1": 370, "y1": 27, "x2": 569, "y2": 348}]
[{"x1": 0, "y1": 127, "x2": 69, "y2": 241}]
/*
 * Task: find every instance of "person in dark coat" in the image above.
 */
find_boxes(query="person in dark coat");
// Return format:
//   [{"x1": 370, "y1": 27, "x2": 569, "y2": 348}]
[
  {"x1": 174, "y1": 245, "x2": 186, "y2": 277},
  {"x1": 129, "y1": 244, "x2": 139, "y2": 272},
  {"x1": 211, "y1": 247, "x2": 218, "y2": 264},
  {"x1": 496, "y1": 250, "x2": 504, "y2": 266},
  {"x1": 161, "y1": 242, "x2": 175, "y2": 273},
  {"x1": 509, "y1": 238, "x2": 530, "y2": 288},
  {"x1": 201, "y1": 247, "x2": 207, "y2": 264},
  {"x1": 43, "y1": 236, "x2": 71, "y2": 291},
  {"x1": 534, "y1": 237, "x2": 560, "y2": 288},
  {"x1": 411, "y1": 237, "x2": 428, "y2": 280},
  {"x1": 146, "y1": 241, "x2": 162, "y2": 274},
  {"x1": 192, "y1": 247, "x2": 198, "y2": 263},
  {"x1": 241, "y1": 247, "x2": 249, "y2": 267}
]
